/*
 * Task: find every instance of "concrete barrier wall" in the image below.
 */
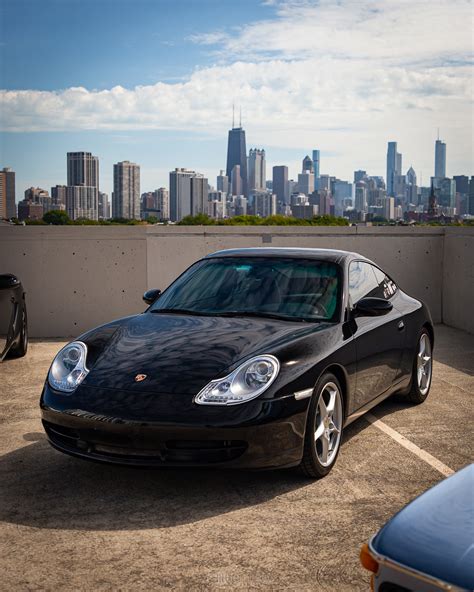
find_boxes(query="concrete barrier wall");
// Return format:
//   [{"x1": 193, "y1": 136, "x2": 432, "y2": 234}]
[
  {"x1": 0, "y1": 225, "x2": 472, "y2": 337},
  {"x1": 0, "y1": 226, "x2": 147, "y2": 337},
  {"x1": 442, "y1": 228, "x2": 474, "y2": 335}
]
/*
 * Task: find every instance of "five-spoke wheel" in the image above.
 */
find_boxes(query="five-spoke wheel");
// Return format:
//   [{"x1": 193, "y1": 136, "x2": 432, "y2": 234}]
[
  {"x1": 299, "y1": 372, "x2": 344, "y2": 478},
  {"x1": 406, "y1": 329, "x2": 433, "y2": 404}
]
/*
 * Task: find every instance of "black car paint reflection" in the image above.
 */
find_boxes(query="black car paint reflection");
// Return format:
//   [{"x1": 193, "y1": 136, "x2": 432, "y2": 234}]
[{"x1": 40, "y1": 248, "x2": 433, "y2": 471}]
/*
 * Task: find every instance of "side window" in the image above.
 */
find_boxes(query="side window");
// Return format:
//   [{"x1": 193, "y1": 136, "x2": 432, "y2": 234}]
[
  {"x1": 348, "y1": 261, "x2": 381, "y2": 304},
  {"x1": 372, "y1": 266, "x2": 398, "y2": 299}
]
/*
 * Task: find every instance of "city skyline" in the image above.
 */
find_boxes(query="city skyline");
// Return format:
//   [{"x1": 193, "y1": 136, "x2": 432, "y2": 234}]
[
  {"x1": 1, "y1": 0, "x2": 472, "y2": 198},
  {"x1": 8, "y1": 127, "x2": 473, "y2": 223}
]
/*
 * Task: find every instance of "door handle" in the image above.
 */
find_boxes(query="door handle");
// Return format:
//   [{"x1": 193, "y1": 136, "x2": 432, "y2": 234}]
[{"x1": 398, "y1": 320, "x2": 405, "y2": 331}]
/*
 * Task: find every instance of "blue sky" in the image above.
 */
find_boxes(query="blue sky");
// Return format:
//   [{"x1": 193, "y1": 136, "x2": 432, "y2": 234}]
[{"x1": 1, "y1": 0, "x2": 472, "y2": 201}]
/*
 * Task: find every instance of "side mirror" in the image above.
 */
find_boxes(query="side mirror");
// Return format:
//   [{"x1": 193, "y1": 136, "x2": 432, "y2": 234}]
[
  {"x1": 143, "y1": 289, "x2": 161, "y2": 305},
  {"x1": 353, "y1": 297, "x2": 393, "y2": 317},
  {"x1": 0, "y1": 274, "x2": 20, "y2": 290}
]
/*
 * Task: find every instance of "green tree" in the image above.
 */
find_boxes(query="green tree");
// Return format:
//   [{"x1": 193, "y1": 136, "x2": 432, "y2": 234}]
[
  {"x1": 177, "y1": 213, "x2": 216, "y2": 225},
  {"x1": 43, "y1": 210, "x2": 71, "y2": 225}
]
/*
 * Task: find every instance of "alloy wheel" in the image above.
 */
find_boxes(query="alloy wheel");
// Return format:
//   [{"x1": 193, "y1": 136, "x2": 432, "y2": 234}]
[
  {"x1": 417, "y1": 333, "x2": 432, "y2": 395},
  {"x1": 314, "y1": 381, "x2": 343, "y2": 467}
]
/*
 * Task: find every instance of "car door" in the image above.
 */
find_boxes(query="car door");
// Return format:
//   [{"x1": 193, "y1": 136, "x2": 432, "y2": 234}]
[
  {"x1": 348, "y1": 261, "x2": 404, "y2": 411},
  {"x1": 0, "y1": 275, "x2": 15, "y2": 358}
]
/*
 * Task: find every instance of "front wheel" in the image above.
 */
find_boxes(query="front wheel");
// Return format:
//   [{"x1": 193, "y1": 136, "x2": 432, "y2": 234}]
[
  {"x1": 405, "y1": 329, "x2": 432, "y2": 404},
  {"x1": 299, "y1": 372, "x2": 344, "y2": 479},
  {"x1": 8, "y1": 308, "x2": 28, "y2": 359}
]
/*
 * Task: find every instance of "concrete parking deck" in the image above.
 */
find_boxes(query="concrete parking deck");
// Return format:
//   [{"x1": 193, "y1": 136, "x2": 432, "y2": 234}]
[{"x1": 0, "y1": 324, "x2": 472, "y2": 591}]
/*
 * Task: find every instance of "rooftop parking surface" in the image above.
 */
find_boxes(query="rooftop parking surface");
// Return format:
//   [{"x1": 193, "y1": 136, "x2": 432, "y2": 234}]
[{"x1": 0, "y1": 324, "x2": 472, "y2": 591}]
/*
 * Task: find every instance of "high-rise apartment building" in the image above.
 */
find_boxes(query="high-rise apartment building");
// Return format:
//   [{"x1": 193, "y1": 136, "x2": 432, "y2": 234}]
[
  {"x1": 251, "y1": 190, "x2": 276, "y2": 217},
  {"x1": 98, "y1": 192, "x2": 110, "y2": 219},
  {"x1": 272, "y1": 166, "x2": 289, "y2": 204},
  {"x1": 67, "y1": 152, "x2": 99, "y2": 188},
  {"x1": 386, "y1": 142, "x2": 402, "y2": 197},
  {"x1": 113, "y1": 161, "x2": 140, "y2": 219},
  {"x1": 435, "y1": 139, "x2": 447, "y2": 178},
  {"x1": 248, "y1": 149, "x2": 266, "y2": 191},
  {"x1": 226, "y1": 125, "x2": 248, "y2": 197},
  {"x1": 66, "y1": 186, "x2": 98, "y2": 220},
  {"x1": 169, "y1": 168, "x2": 208, "y2": 222},
  {"x1": 51, "y1": 185, "x2": 67, "y2": 209},
  {"x1": 0, "y1": 167, "x2": 16, "y2": 218},
  {"x1": 155, "y1": 187, "x2": 169, "y2": 220}
]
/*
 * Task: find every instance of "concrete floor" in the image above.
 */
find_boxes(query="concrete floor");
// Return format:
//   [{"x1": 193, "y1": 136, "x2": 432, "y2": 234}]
[{"x1": 0, "y1": 325, "x2": 472, "y2": 591}]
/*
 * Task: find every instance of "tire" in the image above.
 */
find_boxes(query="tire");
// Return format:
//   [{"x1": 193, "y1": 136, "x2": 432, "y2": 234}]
[
  {"x1": 405, "y1": 329, "x2": 432, "y2": 405},
  {"x1": 299, "y1": 372, "x2": 344, "y2": 479},
  {"x1": 8, "y1": 308, "x2": 28, "y2": 359}
]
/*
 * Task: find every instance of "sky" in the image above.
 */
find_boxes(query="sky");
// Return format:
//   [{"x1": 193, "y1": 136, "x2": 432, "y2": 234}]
[{"x1": 1, "y1": 0, "x2": 473, "y2": 201}]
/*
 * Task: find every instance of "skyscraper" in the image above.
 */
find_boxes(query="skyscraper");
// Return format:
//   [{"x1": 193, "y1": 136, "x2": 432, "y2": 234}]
[
  {"x1": 354, "y1": 170, "x2": 367, "y2": 183},
  {"x1": 155, "y1": 187, "x2": 169, "y2": 220},
  {"x1": 405, "y1": 166, "x2": 418, "y2": 206},
  {"x1": 67, "y1": 152, "x2": 99, "y2": 188},
  {"x1": 312, "y1": 150, "x2": 320, "y2": 179},
  {"x1": 51, "y1": 185, "x2": 67, "y2": 209},
  {"x1": 98, "y1": 192, "x2": 110, "y2": 219},
  {"x1": 272, "y1": 166, "x2": 289, "y2": 204},
  {"x1": 386, "y1": 142, "x2": 402, "y2": 197},
  {"x1": 66, "y1": 186, "x2": 98, "y2": 220},
  {"x1": 0, "y1": 167, "x2": 16, "y2": 218},
  {"x1": 169, "y1": 168, "x2": 208, "y2": 222},
  {"x1": 226, "y1": 124, "x2": 248, "y2": 197},
  {"x1": 435, "y1": 138, "x2": 446, "y2": 178},
  {"x1": 248, "y1": 149, "x2": 266, "y2": 191},
  {"x1": 216, "y1": 170, "x2": 229, "y2": 194},
  {"x1": 302, "y1": 155, "x2": 313, "y2": 173},
  {"x1": 113, "y1": 161, "x2": 140, "y2": 219},
  {"x1": 297, "y1": 171, "x2": 315, "y2": 195},
  {"x1": 231, "y1": 165, "x2": 242, "y2": 196}
]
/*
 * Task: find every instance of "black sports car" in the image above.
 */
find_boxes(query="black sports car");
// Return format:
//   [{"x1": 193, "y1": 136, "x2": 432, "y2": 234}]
[
  {"x1": 0, "y1": 274, "x2": 28, "y2": 361},
  {"x1": 40, "y1": 248, "x2": 434, "y2": 478}
]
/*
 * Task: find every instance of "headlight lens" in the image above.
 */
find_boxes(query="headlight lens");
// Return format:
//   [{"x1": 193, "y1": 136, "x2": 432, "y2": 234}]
[
  {"x1": 194, "y1": 355, "x2": 280, "y2": 406},
  {"x1": 48, "y1": 341, "x2": 89, "y2": 393}
]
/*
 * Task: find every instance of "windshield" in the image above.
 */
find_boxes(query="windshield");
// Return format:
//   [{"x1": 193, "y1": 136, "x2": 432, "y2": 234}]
[{"x1": 150, "y1": 257, "x2": 341, "y2": 322}]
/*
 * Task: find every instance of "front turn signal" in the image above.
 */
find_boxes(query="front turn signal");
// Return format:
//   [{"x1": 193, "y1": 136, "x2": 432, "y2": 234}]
[{"x1": 360, "y1": 543, "x2": 379, "y2": 574}]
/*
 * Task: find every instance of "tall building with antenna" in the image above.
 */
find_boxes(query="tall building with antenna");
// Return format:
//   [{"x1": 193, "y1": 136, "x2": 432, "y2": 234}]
[
  {"x1": 435, "y1": 133, "x2": 446, "y2": 178},
  {"x1": 226, "y1": 106, "x2": 248, "y2": 197}
]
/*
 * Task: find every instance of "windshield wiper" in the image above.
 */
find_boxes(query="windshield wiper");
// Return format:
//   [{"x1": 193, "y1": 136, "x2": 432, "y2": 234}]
[
  {"x1": 149, "y1": 308, "x2": 214, "y2": 316},
  {"x1": 214, "y1": 311, "x2": 319, "y2": 323}
]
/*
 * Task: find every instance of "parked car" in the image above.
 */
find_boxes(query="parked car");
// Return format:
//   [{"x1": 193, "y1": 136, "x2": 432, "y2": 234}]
[
  {"x1": 0, "y1": 273, "x2": 28, "y2": 361},
  {"x1": 40, "y1": 248, "x2": 434, "y2": 477},
  {"x1": 360, "y1": 463, "x2": 474, "y2": 591}
]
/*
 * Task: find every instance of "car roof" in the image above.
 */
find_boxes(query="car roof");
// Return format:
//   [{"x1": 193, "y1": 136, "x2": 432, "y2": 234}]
[
  {"x1": 371, "y1": 463, "x2": 474, "y2": 590},
  {"x1": 205, "y1": 247, "x2": 368, "y2": 264}
]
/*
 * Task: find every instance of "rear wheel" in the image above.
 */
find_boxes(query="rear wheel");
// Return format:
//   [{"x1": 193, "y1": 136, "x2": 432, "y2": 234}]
[
  {"x1": 299, "y1": 372, "x2": 344, "y2": 479},
  {"x1": 406, "y1": 330, "x2": 432, "y2": 404}
]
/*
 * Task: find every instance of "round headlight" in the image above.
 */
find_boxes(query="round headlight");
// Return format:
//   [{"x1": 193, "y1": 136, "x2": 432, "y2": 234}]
[
  {"x1": 48, "y1": 341, "x2": 89, "y2": 393},
  {"x1": 195, "y1": 355, "x2": 280, "y2": 406}
]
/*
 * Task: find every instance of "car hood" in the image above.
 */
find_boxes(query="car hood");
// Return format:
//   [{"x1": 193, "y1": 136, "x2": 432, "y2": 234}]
[{"x1": 82, "y1": 312, "x2": 326, "y2": 394}]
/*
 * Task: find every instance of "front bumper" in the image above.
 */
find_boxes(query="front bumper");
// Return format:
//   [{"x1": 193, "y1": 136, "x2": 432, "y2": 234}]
[{"x1": 40, "y1": 384, "x2": 310, "y2": 469}]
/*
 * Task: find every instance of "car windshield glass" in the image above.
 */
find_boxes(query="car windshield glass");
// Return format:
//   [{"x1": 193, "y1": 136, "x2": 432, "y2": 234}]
[{"x1": 150, "y1": 257, "x2": 341, "y2": 322}]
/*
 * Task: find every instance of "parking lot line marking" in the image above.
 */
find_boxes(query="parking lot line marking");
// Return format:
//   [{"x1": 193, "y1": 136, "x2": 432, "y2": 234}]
[{"x1": 365, "y1": 413, "x2": 455, "y2": 477}]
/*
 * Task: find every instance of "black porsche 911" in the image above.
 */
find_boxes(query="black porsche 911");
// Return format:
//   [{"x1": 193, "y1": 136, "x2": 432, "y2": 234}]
[
  {"x1": 0, "y1": 273, "x2": 28, "y2": 361},
  {"x1": 40, "y1": 248, "x2": 434, "y2": 478}
]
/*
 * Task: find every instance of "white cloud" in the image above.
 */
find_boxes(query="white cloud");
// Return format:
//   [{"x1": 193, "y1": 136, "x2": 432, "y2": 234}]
[{"x1": 1, "y1": 0, "x2": 472, "y2": 179}]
